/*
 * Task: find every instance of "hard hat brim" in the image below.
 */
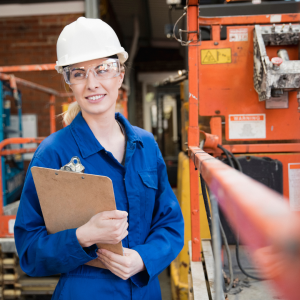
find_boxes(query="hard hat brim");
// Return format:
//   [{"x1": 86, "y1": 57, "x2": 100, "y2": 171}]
[{"x1": 55, "y1": 50, "x2": 128, "y2": 74}]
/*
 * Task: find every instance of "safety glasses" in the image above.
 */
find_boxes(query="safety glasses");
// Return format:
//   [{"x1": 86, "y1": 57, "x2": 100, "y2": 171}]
[{"x1": 62, "y1": 58, "x2": 121, "y2": 85}]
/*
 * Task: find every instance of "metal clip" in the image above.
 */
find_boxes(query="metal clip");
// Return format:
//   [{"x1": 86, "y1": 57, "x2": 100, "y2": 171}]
[{"x1": 60, "y1": 156, "x2": 85, "y2": 173}]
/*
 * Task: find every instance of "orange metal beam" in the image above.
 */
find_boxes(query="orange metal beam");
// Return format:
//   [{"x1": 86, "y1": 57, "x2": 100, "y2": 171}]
[
  {"x1": 199, "y1": 13, "x2": 300, "y2": 26},
  {"x1": 189, "y1": 146, "x2": 300, "y2": 300},
  {"x1": 0, "y1": 73, "x2": 72, "y2": 98},
  {"x1": 187, "y1": 2, "x2": 201, "y2": 262},
  {"x1": 0, "y1": 148, "x2": 40, "y2": 156},
  {"x1": 49, "y1": 95, "x2": 56, "y2": 134},
  {"x1": 0, "y1": 64, "x2": 56, "y2": 73}
]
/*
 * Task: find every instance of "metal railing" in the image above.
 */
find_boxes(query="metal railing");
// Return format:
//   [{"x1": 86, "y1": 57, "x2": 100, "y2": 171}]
[{"x1": 188, "y1": 146, "x2": 300, "y2": 300}]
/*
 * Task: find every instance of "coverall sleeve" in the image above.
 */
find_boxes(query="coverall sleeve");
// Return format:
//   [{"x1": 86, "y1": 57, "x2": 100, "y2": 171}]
[
  {"x1": 132, "y1": 142, "x2": 184, "y2": 287},
  {"x1": 14, "y1": 156, "x2": 98, "y2": 277}
]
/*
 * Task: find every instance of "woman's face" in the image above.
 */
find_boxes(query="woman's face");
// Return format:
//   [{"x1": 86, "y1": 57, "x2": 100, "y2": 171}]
[{"x1": 69, "y1": 58, "x2": 124, "y2": 118}]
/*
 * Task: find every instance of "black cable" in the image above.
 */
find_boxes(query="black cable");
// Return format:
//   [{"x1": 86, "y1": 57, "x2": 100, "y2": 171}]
[
  {"x1": 229, "y1": 152, "x2": 242, "y2": 173},
  {"x1": 236, "y1": 235, "x2": 263, "y2": 281},
  {"x1": 217, "y1": 144, "x2": 234, "y2": 168},
  {"x1": 217, "y1": 144, "x2": 264, "y2": 281},
  {"x1": 200, "y1": 174, "x2": 212, "y2": 235}
]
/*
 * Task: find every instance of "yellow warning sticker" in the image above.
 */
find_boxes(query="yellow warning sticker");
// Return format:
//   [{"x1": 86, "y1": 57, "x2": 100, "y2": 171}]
[{"x1": 201, "y1": 48, "x2": 232, "y2": 65}]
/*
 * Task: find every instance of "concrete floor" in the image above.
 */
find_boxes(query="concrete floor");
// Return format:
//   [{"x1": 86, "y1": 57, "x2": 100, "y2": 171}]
[
  {"x1": 224, "y1": 246, "x2": 285, "y2": 300},
  {"x1": 227, "y1": 279, "x2": 284, "y2": 300},
  {"x1": 158, "y1": 267, "x2": 172, "y2": 300}
]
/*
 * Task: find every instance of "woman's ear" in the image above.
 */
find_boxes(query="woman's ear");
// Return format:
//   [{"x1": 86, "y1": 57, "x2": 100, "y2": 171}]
[{"x1": 118, "y1": 72, "x2": 125, "y2": 88}]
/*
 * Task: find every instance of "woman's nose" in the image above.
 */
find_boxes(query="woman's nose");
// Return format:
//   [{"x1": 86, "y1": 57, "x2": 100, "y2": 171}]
[{"x1": 86, "y1": 69, "x2": 101, "y2": 90}]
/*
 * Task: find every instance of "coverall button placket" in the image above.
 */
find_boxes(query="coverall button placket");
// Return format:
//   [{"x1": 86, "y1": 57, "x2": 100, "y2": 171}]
[{"x1": 123, "y1": 142, "x2": 140, "y2": 249}]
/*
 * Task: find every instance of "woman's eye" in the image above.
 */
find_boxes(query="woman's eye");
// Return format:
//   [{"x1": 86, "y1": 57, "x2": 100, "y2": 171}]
[{"x1": 73, "y1": 71, "x2": 85, "y2": 78}]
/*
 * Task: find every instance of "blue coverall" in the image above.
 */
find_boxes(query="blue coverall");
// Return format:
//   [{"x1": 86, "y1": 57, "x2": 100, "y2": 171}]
[{"x1": 14, "y1": 112, "x2": 184, "y2": 300}]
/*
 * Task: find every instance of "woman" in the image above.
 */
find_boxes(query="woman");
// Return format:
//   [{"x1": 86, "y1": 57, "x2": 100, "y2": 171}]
[{"x1": 14, "y1": 17, "x2": 184, "y2": 300}]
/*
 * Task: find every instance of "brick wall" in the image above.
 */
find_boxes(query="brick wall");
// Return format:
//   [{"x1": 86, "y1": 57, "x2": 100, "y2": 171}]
[{"x1": 0, "y1": 13, "x2": 83, "y2": 137}]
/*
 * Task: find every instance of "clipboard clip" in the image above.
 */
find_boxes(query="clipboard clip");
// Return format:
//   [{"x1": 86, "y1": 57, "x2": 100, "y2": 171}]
[{"x1": 60, "y1": 156, "x2": 85, "y2": 173}]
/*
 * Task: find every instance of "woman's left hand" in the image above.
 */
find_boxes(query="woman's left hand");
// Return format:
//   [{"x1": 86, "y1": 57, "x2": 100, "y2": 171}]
[{"x1": 97, "y1": 247, "x2": 145, "y2": 280}]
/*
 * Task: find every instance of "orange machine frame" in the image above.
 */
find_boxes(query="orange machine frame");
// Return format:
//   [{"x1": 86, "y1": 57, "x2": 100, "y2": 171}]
[
  {"x1": 0, "y1": 64, "x2": 73, "y2": 134},
  {"x1": 0, "y1": 138, "x2": 44, "y2": 237},
  {"x1": 186, "y1": 2, "x2": 300, "y2": 299},
  {"x1": 0, "y1": 65, "x2": 74, "y2": 237}
]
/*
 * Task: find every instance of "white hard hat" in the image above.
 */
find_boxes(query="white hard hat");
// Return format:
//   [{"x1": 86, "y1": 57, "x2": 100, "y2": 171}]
[{"x1": 55, "y1": 17, "x2": 128, "y2": 73}]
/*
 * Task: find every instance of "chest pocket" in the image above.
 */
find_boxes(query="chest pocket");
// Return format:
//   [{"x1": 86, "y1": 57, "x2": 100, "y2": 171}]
[{"x1": 139, "y1": 170, "x2": 158, "y2": 224}]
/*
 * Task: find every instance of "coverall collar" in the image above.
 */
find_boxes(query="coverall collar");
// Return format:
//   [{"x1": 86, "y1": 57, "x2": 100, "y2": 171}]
[{"x1": 70, "y1": 112, "x2": 143, "y2": 158}]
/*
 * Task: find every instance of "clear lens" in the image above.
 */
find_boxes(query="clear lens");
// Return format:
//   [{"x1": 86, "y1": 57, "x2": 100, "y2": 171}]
[{"x1": 63, "y1": 59, "x2": 120, "y2": 85}]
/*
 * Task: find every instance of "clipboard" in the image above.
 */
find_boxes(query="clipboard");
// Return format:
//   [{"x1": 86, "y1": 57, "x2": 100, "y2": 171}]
[{"x1": 31, "y1": 167, "x2": 123, "y2": 269}]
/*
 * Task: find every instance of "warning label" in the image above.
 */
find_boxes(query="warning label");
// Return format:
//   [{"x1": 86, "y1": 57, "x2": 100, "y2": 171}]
[
  {"x1": 201, "y1": 48, "x2": 231, "y2": 65},
  {"x1": 229, "y1": 28, "x2": 248, "y2": 42},
  {"x1": 288, "y1": 163, "x2": 300, "y2": 211},
  {"x1": 229, "y1": 114, "x2": 266, "y2": 139}
]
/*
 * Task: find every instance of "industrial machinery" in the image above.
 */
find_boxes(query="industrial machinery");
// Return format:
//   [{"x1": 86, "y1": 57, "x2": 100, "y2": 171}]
[
  {"x1": 0, "y1": 79, "x2": 24, "y2": 207},
  {"x1": 170, "y1": 1, "x2": 300, "y2": 299}
]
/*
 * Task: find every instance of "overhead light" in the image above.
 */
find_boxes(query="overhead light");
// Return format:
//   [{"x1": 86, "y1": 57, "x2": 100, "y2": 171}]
[{"x1": 166, "y1": 0, "x2": 181, "y2": 4}]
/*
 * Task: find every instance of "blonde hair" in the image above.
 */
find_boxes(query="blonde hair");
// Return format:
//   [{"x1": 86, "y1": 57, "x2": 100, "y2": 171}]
[{"x1": 63, "y1": 101, "x2": 81, "y2": 126}]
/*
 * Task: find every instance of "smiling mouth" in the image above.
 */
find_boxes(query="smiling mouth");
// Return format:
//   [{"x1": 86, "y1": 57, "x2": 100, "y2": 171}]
[{"x1": 86, "y1": 94, "x2": 106, "y2": 101}]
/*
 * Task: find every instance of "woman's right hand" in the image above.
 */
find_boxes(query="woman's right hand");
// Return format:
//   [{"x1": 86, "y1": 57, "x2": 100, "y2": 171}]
[{"x1": 76, "y1": 210, "x2": 128, "y2": 248}]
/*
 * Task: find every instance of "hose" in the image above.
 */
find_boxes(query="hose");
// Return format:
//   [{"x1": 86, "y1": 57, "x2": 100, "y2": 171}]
[
  {"x1": 217, "y1": 144, "x2": 234, "y2": 168},
  {"x1": 217, "y1": 144, "x2": 264, "y2": 281},
  {"x1": 236, "y1": 234, "x2": 263, "y2": 281}
]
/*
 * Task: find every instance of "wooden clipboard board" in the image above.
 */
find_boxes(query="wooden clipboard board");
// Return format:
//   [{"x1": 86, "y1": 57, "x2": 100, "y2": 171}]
[{"x1": 31, "y1": 167, "x2": 123, "y2": 269}]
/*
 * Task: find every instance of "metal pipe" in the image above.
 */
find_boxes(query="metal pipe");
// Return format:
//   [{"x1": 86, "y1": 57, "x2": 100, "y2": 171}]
[
  {"x1": 85, "y1": 0, "x2": 99, "y2": 19},
  {"x1": 125, "y1": 15, "x2": 140, "y2": 95},
  {"x1": 211, "y1": 193, "x2": 224, "y2": 300}
]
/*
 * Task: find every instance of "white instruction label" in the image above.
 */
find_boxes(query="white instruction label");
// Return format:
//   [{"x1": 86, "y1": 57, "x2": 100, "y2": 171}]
[
  {"x1": 288, "y1": 163, "x2": 300, "y2": 211},
  {"x1": 229, "y1": 28, "x2": 248, "y2": 42},
  {"x1": 270, "y1": 15, "x2": 281, "y2": 23},
  {"x1": 229, "y1": 114, "x2": 266, "y2": 139},
  {"x1": 8, "y1": 219, "x2": 15, "y2": 234}
]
